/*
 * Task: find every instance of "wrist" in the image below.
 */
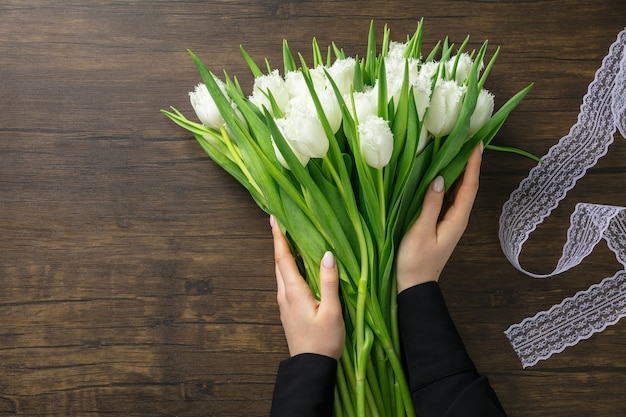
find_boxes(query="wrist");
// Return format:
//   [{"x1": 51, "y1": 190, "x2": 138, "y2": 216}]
[
  {"x1": 397, "y1": 279, "x2": 437, "y2": 294},
  {"x1": 396, "y1": 270, "x2": 438, "y2": 293}
]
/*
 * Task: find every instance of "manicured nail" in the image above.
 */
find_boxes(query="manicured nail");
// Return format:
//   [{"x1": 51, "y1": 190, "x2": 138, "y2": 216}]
[
  {"x1": 269, "y1": 215, "x2": 276, "y2": 227},
  {"x1": 480, "y1": 141, "x2": 484, "y2": 154},
  {"x1": 432, "y1": 176, "x2": 444, "y2": 193},
  {"x1": 322, "y1": 251, "x2": 336, "y2": 269}
]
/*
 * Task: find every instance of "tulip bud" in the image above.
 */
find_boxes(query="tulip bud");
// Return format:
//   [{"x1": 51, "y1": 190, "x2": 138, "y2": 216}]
[
  {"x1": 275, "y1": 113, "x2": 329, "y2": 159},
  {"x1": 317, "y1": 91, "x2": 342, "y2": 134},
  {"x1": 358, "y1": 115, "x2": 394, "y2": 169},
  {"x1": 285, "y1": 68, "x2": 326, "y2": 100},
  {"x1": 416, "y1": 124, "x2": 431, "y2": 155},
  {"x1": 445, "y1": 53, "x2": 484, "y2": 84},
  {"x1": 285, "y1": 71, "x2": 309, "y2": 100},
  {"x1": 349, "y1": 87, "x2": 378, "y2": 124},
  {"x1": 287, "y1": 89, "x2": 342, "y2": 135},
  {"x1": 412, "y1": 75, "x2": 432, "y2": 120},
  {"x1": 327, "y1": 57, "x2": 356, "y2": 96},
  {"x1": 418, "y1": 61, "x2": 439, "y2": 81},
  {"x1": 309, "y1": 66, "x2": 328, "y2": 91},
  {"x1": 385, "y1": 56, "x2": 420, "y2": 106},
  {"x1": 189, "y1": 82, "x2": 226, "y2": 130},
  {"x1": 444, "y1": 53, "x2": 470, "y2": 83},
  {"x1": 424, "y1": 79, "x2": 466, "y2": 138},
  {"x1": 272, "y1": 136, "x2": 310, "y2": 169},
  {"x1": 468, "y1": 88, "x2": 495, "y2": 136},
  {"x1": 249, "y1": 70, "x2": 290, "y2": 116},
  {"x1": 387, "y1": 41, "x2": 408, "y2": 59}
]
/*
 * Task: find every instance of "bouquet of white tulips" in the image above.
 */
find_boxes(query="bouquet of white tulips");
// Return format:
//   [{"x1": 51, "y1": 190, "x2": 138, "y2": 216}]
[{"x1": 163, "y1": 20, "x2": 533, "y2": 417}]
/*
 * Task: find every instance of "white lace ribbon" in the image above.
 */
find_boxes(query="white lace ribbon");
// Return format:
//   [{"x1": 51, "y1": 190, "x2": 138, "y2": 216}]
[{"x1": 500, "y1": 28, "x2": 626, "y2": 368}]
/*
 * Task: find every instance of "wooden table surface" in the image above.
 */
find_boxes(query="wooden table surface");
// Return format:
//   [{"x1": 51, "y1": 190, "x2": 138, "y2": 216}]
[{"x1": 1, "y1": 1, "x2": 625, "y2": 416}]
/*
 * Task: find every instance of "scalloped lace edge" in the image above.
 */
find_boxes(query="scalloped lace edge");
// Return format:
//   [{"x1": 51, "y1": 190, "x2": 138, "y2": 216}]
[{"x1": 499, "y1": 28, "x2": 626, "y2": 367}]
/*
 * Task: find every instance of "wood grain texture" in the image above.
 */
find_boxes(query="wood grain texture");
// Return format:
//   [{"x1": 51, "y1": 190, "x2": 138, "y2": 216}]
[{"x1": 1, "y1": 1, "x2": 625, "y2": 415}]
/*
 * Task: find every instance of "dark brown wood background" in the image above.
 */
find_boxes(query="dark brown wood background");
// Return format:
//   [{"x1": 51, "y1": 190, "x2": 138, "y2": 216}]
[{"x1": 1, "y1": 1, "x2": 625, "y2": 416}]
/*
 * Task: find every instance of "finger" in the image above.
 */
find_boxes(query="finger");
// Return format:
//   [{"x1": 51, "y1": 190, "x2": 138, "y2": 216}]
[
  {"x1": 275, "y1": 261, "x2": 286, "y2": 300},
  {"x1": 318, "y1": 251, "x2": 340, "y2": 312},
  {"x1": 270, "y1": 215, "x2": 310, "y2": 299},
  {"x1": 437, "y1": 145, "x2": 482, "y2": 244},
  {"x1": 271, "y1": 216, "x2": 288, "y2": 304},
  {"x1": 441, "y1": 144, "x2": 482, "y2": 225},
  {"x1": 413, "y1": 175, "x2": 445, "y2": 236}
]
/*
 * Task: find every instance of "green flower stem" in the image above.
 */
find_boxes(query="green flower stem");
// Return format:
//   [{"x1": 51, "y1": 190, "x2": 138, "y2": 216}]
[
  {"x1": 394, "y1": 381, "x2": 404, "y2": 417},
  {"x1": 355, "y1": 275, "x2": 368, "y2": 415},
  {"x1": 365, "y1": 379, "x2": 382, "y2": 417},
  {"x1": 338, "y1": 356, "x2": 357, "y2": 417},
  {"x1": 318, "y1": 154, "x2": 378, "y2": 417},
  {"x1": 376, "y1": 168, "x2": 386, "y2": 239},
  {"x1": 373, "y1": 342, "x2": 392, "y2": 415},
  {"x1": 365, "y1": 296, "x2": 415, "y2": 417},
  {"x1": 390, "y1": 276, "x2": 400, "y2": 353},
  {"x1": 388, "y1": 366, "x2": 397, "y2": 417},
  {"x1": 433, "y1": 135, "x2": 442, "y2": 158},
  {"x1": 333, "y1": 388, "x2": 344, "y2": 417},
  {"x1": 376, "y1": 241, "x2": 394, "y2": 323},
  {"x1": 218, "y1": 127, "x2": 265, "y2": 200},
  {"x1": 298, "y1": 185, "x2": 337, "y2": 256},
  {"x1": 366, "y1": 345, "x2": 385, "y2": 414},
  {"x1": 341, "y1": 344, "x2": 358, "y2": 397},
  {"x1": 322, "y1": 155, "x2": 346, "y2": 200},
  {"x1": 356, "y1": 326, "x2": 374, "y2": 417}
]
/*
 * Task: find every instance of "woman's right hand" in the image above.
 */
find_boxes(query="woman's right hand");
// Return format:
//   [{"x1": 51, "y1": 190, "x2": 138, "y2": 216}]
[{"x1": 396, "y1": 144, "x2": 483, "y2": 293}]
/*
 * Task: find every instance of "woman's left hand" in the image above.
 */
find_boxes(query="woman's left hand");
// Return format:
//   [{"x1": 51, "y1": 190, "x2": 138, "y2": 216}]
[{"x1": 271, "y1": 216, "x2": 345, "y2": 360}]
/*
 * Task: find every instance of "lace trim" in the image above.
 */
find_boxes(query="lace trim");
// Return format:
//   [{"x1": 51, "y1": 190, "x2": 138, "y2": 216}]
[
  {"x1": 504, "y1": 272, "x2": 626, "y2": 368},
  {"x1": 500, "y1": 28, "x2": 626, "y2": 367}
]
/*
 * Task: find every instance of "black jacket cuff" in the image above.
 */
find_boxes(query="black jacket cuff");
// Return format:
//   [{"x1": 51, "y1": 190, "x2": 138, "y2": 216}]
[{"x1": 269, "y1": 353, "x2": 337, "y2": 417}]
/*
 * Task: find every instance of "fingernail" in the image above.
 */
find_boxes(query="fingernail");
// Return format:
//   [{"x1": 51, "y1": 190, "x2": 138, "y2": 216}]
[
  {"x1": 269, "y1": 215, "x2": 276, "y2": 227},
  {"x1": 432, "y1": 176, "x2": 444, "y2": 193},
  {"x1": 479, "y1": 141, "x2": 484, "y2": 154},
  {"x1": 322, "y1": 251, "x2": 336, "y2": 269}
]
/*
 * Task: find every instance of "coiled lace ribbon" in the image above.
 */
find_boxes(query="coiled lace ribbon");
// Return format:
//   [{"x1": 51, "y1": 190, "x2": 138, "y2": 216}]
[{"x1": 501, "y1": 28, "x2": 626, "y2": 368}]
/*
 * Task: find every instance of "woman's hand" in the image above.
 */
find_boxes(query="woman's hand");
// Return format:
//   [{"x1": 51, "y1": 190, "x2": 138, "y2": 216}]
[
  {"x1": 396, "y1": 144, "x2": 483, "y2": 293},
  {"x1": 271, "y1": 216, "x2": 345, "y2": 360}
]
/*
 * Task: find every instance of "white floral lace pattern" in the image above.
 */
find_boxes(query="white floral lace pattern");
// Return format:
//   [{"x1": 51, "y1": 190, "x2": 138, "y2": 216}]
[
  {"x1": 505, "y1": 271, "x2": 626, "y2": 368},
  {"x1": 500, "y1": 28, "x2": 626, "y2": 368}
]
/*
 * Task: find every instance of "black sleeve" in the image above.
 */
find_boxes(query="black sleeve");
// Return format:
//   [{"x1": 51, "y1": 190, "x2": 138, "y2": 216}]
[
  {"x1": 397, "y1": 281, "x2": 507, "y2": 417},
  {"x1": 269, "y1": 353, "x2": 337, "y2": 417}
]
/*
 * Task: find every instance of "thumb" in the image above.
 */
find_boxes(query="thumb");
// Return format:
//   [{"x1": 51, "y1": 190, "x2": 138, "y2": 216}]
[{"x1": 318, "y1": 251, "x2": 340, "y2": 308}]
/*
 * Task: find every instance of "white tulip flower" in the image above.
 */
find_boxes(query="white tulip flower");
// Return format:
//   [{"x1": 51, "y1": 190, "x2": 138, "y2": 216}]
[
  {"x1": 349, "y1": 86, "x2": 378, "y2": 124},
  {"x1": 387, "y1": 41, "x2": 408, "y2": 59},
  {"x1": 189, "y1": 82, "x2": 226, "y2": 130},
  {"x1": 358, "y1": 115, "x2": 394, "y2": 169},
  {"x1": 418, "y1": 61, "x2": 439, "y2": 81},
  {"x1": 287, "y1": 88, "x2": 342, "y2": 134},
  {"x1": 317, "y1": 90, "x2": 342, "y2": 133},
  {"x1": 275, "y1": 113, "x2": 329, "y2": 159},
  {"x1": 412, "y1": 74, "x2": 432, "y2": 120},
  {"x1": 424, "y1": 79, "x2": 466, "y2": 138},
  {"x1": 285, "y1": 71, "x2": 310, "y2": 100},
  {"x1": 249, "y1": 70, "x2": 290, "y2": 115},
  {"x1": 285, "y1": 68, "x2": 326, "y2": 100},
  {"x1": 272, "y1": 136, "x2": 310, "y2": 169},
  {"x1": 327, "y1": 57, "x2": 356, "y2": 96},
  {"x1": 468, "y1": 88, "x2": 495, "y2": 136},
  {"x1": 385, "y1": 56, "x2": 419, "y2": 105},
  {"x1": 309, "y1": 66, "x2": 328, "y2": 91},
  {"x1": 415, "y1": 124, "x2": 431, "y2": 154},
  {"x1": 445, "y1": 53, "x2": 471, "y2": 83}
]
